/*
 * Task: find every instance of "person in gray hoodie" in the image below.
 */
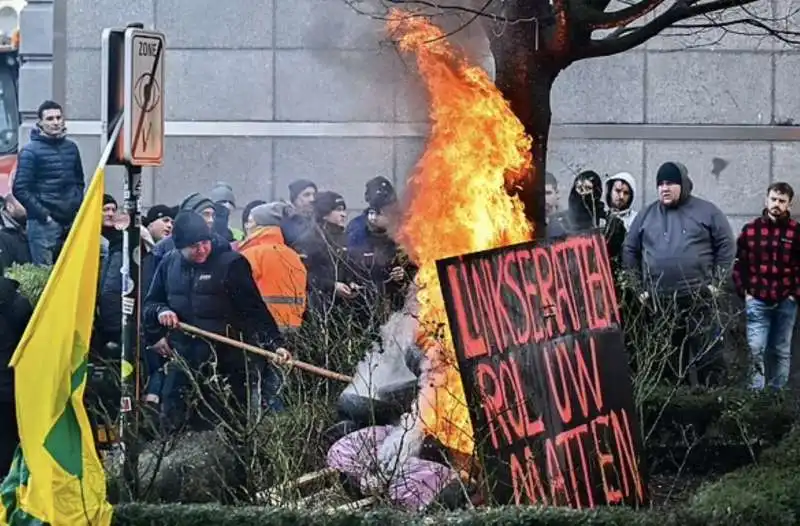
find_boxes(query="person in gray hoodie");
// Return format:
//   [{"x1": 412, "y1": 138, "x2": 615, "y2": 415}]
[
  {"x1": 605, "y1": 172, "x2": 638, "y2": 230},
  {"x1": 623, "y1": 161, "x2": 735, "y2": 386}
]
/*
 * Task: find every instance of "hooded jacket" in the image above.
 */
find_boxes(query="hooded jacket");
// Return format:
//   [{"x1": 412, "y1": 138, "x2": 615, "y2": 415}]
[
  {"x1": 605, "y1": 172, "x2": 639, "y2": 230},
  {"x1": 622, "y1": 162, "x2": 735, "y2": 295},
  {"x1": 550, "y1": 171, "x2": 626, "y2": 260}
]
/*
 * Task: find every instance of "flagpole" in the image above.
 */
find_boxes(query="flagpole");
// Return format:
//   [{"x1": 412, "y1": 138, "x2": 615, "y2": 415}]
[{"x1": 99, "y1": 115, "x2": 123, "y2": 169}]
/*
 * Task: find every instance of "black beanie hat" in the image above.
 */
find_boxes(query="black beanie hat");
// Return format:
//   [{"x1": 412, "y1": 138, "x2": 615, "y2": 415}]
[
  {"x1": 364, "y1": 176, "x2": 397, "y2": 211},
  {"x1": 656, "y1": 162, "x2": 683, "y2": 186},
  {"x1": 103, "y1": 194, "x2": 117, "y2": 207},
  {"x1": 143, "y1": 204, "x2": 176, "y2": 227},
  {"x1": 314, "y1": 191, "x2": 346, "y2": 220},
  {"x1": 288, "y1": 179, "x2": 317, "y2": 203},
  {"x1": 172, "y1": 211, "x2": 212, "y2": 249}
]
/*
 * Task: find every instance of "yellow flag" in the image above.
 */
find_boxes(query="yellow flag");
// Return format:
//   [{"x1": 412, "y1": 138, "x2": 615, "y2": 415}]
[{"x1": 0, "y1": 166, "x2": 113, "y2": 525}]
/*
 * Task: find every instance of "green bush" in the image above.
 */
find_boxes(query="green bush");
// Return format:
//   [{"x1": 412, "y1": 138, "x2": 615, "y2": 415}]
[
  {"x1": 111, "y1": 503, "x2": 674, "y2": 526},
  {"x1": 110, "y1": 500, "x2": 763, "y2": 526},
  {"x1": 111, "y1": 415, "x2": 800, "y2": 526},
  {"x1": 641, "y1": 387, "x2": 793, "y2": 473},
  {"x1": 642, "y1": 387, "x2": 792, "y2": 444},
  {"x1": 4, "y1": 263, "x2": 52, "y2": 305},
  {"x1": 688, "y1": 426, "x2": 800, "y2": 524}
]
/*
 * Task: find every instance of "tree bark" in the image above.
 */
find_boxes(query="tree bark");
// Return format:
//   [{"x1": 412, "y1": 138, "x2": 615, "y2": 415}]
[{"x1": 491, "y1": 20, "x2": 562, "y2": 240}]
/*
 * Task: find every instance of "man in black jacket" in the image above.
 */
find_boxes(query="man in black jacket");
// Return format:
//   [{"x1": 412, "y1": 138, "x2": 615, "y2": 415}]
[
  {"x1": 143, "y1": 212, "x2": 291, "y2": 427},
  {"x1": 13, "y1": 100, "x2": 85, "y2": 265},
  {"x1": 0, "y1": 261, "x2": 33, "y2": 478}
]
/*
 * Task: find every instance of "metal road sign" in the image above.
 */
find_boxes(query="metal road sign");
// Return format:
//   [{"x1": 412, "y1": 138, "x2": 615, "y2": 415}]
[{"x1": 123, "y1": 28, "x2": 165, "y2": 166}]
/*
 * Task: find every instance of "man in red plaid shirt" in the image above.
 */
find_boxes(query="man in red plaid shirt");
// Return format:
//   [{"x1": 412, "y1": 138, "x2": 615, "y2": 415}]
[{"x1": 733, "y1": 182, "x2": 800, "y2": 390}]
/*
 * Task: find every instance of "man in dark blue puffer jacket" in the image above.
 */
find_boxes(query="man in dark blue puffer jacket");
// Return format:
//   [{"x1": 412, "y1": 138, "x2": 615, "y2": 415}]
[{"x1": 12, "y1": 100, "x2": 85, "y2": 265}]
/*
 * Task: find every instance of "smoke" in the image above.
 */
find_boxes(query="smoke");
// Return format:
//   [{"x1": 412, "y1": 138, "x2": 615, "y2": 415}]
[{"x1": 341, "y1": 286, "x2": 422, "y2": 401}]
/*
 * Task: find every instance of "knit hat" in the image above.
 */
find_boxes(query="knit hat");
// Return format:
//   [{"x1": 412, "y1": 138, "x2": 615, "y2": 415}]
[
  {"x1": 180, "y1": 192, "x2": 216, "y2": 214},
  {"x1": 172, "y1": 211, "x2": 212, "y2": 249},
  {"x1": 656, "y1": 162, "x2": 683, "y2": 186},
  {"x1": 364, "y1": 176, "x2": 397, "y2": 211},
  {"x1": 314, "y1": 191, "x2": 346, "y2": 219},
  {"x1": 250, "y1": 202, "x2": 290, "y2": 227},
  {"x1": 103, "y1": 194, "x2": 117, "y2": 207},
  {"x1": 289, "y1": 179, "x2": 317, "y2": 203},
  {"x1": 241, "y1": 199, "x2": 267, "y2": 228},
  {"x1": 209, "y1": 182, "x2": 236, "y2": 205},
  {"x1": 143, "y1": 204, "x2": 176, "y2": 227}
]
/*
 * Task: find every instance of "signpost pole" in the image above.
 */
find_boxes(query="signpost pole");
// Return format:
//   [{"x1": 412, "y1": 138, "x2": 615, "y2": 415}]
[
  {"x1": 119, "y1": 162, "x2": 142, "y2": 501},
  {"x1": 118, "y1": 21, "x2": 145, "y2": 503},
  {"x1": 102, "y1": 21, "x2": 165, "y2": 502}
]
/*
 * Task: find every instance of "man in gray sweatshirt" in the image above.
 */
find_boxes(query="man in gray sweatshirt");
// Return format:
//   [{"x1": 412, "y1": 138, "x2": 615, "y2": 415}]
[{"x1": 623, "y1": 161, "x2": 735, "y2": 386}]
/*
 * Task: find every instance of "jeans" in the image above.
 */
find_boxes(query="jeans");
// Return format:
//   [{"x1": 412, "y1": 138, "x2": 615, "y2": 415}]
[
  {"x1": 746, "y1": 296, "x2": 797, "y2": 390},
  {"x1": 27, "y1": 218, "x2": 67, "y2": 266}
]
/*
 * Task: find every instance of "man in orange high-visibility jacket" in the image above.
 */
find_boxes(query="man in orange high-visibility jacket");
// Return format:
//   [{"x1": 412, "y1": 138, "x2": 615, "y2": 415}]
[{"x1": 238, "y1": 202, "x2": 307, "y2": 332}]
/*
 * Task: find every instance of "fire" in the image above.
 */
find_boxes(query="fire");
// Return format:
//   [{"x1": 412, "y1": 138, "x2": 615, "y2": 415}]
[{"x1": 388, "y1": 10, "x2": 533, "y2": 455}]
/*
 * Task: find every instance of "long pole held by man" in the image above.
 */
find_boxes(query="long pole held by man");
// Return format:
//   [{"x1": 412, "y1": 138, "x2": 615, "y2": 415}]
[{"x1": 101, "y1": 21, "x2": 166, "y2": 502}]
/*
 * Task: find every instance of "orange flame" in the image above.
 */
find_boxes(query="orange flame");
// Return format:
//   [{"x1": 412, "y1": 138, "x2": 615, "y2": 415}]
[{"x1": 388, "y1": 10, "x2": 533, "y2": 455}]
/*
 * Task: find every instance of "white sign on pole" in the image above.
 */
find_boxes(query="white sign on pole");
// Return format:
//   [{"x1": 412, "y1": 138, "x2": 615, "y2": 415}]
[{"x1": 123, "y1": 28, "x2": 165, "y2": 166}]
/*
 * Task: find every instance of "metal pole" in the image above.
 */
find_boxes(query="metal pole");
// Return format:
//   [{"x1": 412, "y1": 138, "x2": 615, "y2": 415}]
[{"x1": 119, "y1": 163, "x2": 142, "y2": 501}]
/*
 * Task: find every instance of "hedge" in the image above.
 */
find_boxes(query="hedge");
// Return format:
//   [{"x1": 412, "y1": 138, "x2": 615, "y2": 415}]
[
  {"x1": 10, "y1": 259, "x2": 797, "y2": 523},
  {"x1": 111, "y1": 428, "x2": 800, "y2": 525},
  {"x1": 640, "y1": 386, "x2": 793, "y2": 473},
  {"x1": 107, "y1": 499, "x2": 782, "y2": 526},
  {"x1": 641, "y1": 386, "x2": 792, "y2": 444}
]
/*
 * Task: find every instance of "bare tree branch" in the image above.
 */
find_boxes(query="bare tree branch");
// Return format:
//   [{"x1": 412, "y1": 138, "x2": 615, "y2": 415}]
[
  {"x1": 574, "y1": 0, "x2": 760, "y2": 58},
  {"x1": 347, "y1": 0, "x2": 544, "y2": 25},
  {"x1": 671, "y1": 17, "x2": 800, "y2": 44},
  {"x1": 577, "y1": 0, "x2": 669, "y2": 30}
]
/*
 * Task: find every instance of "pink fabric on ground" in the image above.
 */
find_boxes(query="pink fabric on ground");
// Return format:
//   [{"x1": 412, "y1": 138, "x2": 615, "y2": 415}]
[{"x1": 326, "y1": 425, "x2": 458, "y2": 511}]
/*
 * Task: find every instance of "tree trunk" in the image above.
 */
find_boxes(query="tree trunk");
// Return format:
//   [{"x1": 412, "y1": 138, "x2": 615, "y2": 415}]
[{"x1": 491, "y1": 18, "x2": 562, "y2": 240}]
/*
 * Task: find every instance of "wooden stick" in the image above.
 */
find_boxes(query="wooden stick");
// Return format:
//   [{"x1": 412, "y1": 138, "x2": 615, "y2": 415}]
[
  {"x1": 327, "y1": 496, "x2": 377, "y2": 513},
  {"x1": 255, "y1": 467, "x2": 339, "y2": 505},
  {"x1": 271, "y1": 468, "x2": 339, "y2": 494},
  {"x1": 178, "y1": 322, "x2": 353, "y2": 383},
  {"x1": 256, "y1": 468, "x2": 339, "y2": 506}
]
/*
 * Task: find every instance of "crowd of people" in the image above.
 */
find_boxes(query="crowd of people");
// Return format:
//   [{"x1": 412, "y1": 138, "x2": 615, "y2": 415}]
[
  {"x1": 2, "y1": 100, "x2": 800, "y2": 482},
  {"x1": 546, "y1": 165, "x2": 800, "y2": 389}
]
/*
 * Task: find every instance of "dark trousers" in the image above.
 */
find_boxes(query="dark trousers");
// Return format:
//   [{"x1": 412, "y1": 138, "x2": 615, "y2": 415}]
[
  {"x1": 160, "y1": 341, "x2": 265, "y2": 431},
  {"x1": 644, "y1": 291, "x2": 726, "y2": 387},
  {"x1": 0, "y1": 401, "x2": 18, "y2": 480}
]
